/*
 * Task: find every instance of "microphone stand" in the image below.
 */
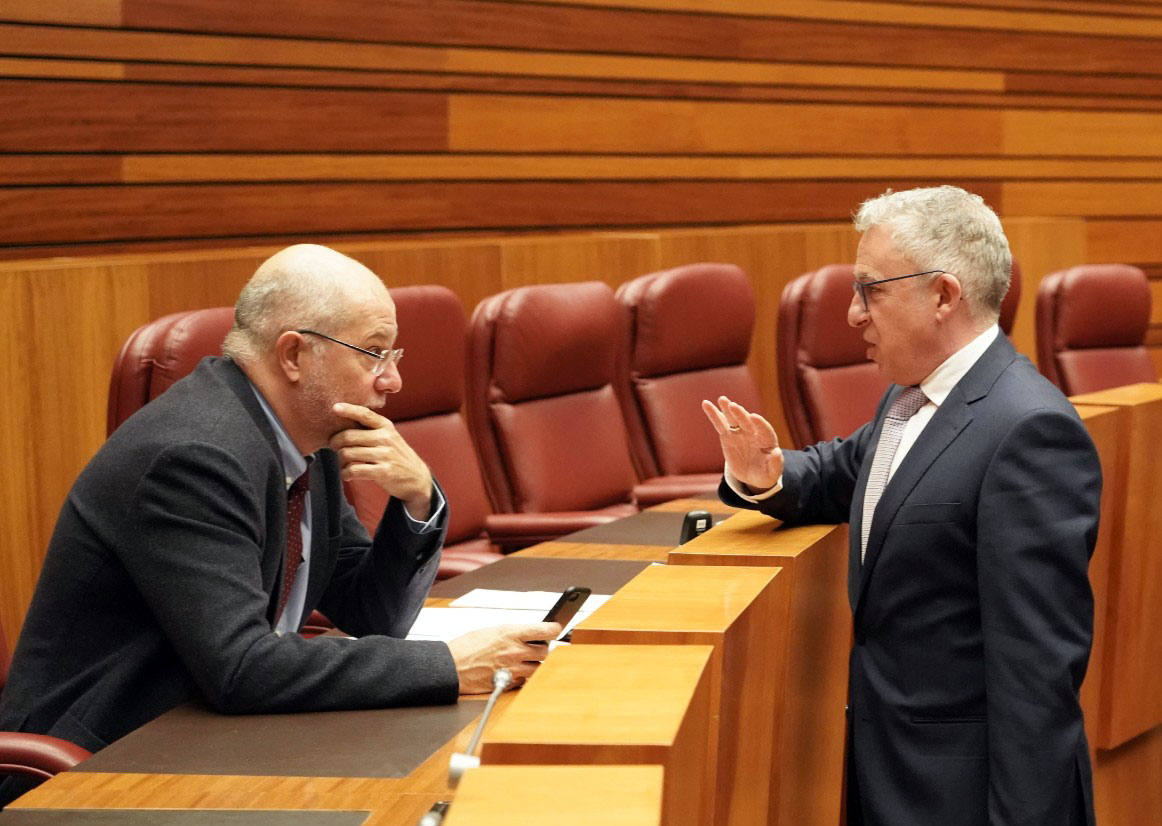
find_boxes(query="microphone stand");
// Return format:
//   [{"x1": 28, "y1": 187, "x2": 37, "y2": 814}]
[{"x1": 417, "y1": 667, "x2": 513, "y2": 826}]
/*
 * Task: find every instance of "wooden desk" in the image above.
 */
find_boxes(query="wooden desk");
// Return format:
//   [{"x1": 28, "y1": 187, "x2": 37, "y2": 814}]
[
  {"x1": 481, "y1": 644, "x2": 715, "y2": 826},
  {"x1": 669, "y1": 514, "x2": 850, "y2": 826},
  {"x1": 1069, "y1": 382, "x2": 1162, "y2": 747},
  {"x1": 571, "y1": 564, "x2": 789, "y2": 826},
  {"x1": 517, "y1": 497, "x2": 736, "y2": 561},
  {"x1": 444, "y1": 765, "x2": 663, "y2": 826}
]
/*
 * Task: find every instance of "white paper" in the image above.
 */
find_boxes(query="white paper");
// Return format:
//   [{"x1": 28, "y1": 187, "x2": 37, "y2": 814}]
[{"x1": 407, "y1": 589, "x2": 611, "y2": 642}]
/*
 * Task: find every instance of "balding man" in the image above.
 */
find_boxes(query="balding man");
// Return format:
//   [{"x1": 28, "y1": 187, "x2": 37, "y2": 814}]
[
  {"x1": 705, "y1": 188, "x2": 1101, "y2": 826},
  {"x1": 0, "y1": 245, "x2": 556, "y2": 807}
]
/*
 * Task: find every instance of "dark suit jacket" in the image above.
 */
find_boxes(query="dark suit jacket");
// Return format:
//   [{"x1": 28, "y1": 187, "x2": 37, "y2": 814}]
[
  {"x1": 1, "y1": 358, "x2": 457, "y2": 783},
  {"x1": 722, "y1": 333, "x2": 1101, "y2": 826}
]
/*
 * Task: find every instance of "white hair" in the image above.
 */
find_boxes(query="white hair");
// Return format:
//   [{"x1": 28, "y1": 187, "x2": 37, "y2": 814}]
[{"x1": 853, "y1": 186, "x2": 1011, "y2": 322}]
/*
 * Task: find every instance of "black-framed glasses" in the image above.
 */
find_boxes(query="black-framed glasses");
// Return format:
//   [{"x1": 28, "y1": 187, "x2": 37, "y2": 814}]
[
  {"x1": 297, "y1": 329, "x2": 403, "y2": 376},
  {"x1": 852, "y1": 270, "x2": 949, "y2": 311}
]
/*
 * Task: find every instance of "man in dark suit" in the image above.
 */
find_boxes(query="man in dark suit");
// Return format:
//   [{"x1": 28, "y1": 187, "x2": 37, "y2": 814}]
[
  {"x1": 0, "y1": 244, "x2": 556, "y2": 807},
  {"x1": 704, "y1": 186, "x2": 1101, "y2": 825}
]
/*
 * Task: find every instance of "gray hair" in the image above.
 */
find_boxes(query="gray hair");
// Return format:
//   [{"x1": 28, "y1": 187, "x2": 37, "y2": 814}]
[
  {"x1": 222, "y1": 244, "x2": 379, "y2": 362},
  {"x1": 853, "y1": 186, "x2": 1011, "y2": 322}
]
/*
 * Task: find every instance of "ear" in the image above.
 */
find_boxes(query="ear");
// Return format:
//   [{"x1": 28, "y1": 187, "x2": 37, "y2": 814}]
[
  {"x1": 274, "y1": 330, "x2": 307, "y2": 382},
  {"x1": 934, "y1": 273, "x2": 963, "y2": 322}
]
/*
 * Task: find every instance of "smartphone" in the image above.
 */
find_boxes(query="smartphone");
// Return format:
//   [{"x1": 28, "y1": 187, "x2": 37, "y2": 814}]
[{"x1": 537, "y1": 585, "x2": 592, "y2": 642}]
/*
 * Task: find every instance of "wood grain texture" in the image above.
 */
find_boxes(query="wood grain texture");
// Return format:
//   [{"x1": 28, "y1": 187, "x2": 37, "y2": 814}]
[
  {"x1": 1066, "y1": 384, "x2": 1162, "y2": 748},
  {"x1": 669, "y1": 517, "x2": 850, "y2": 826},
  {"x1": 1073, "y1": 404, "x2": 1124, "y2": 754},
  {"x1": 444, "y1": 765, "x2": 664, "y2": 826},
  {"x1": 481, "y1": 643, "x2": 715, "y2": 826},
  {"x1": 0, "y1": 80, "x2": 447, "y2": 152},
  {"x1": 571, "y1": 565, "x2": 789, "y2": 826}
]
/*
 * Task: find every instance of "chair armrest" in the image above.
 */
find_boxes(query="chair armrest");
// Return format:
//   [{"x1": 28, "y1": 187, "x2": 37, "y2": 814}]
[
  {"x1": 0, "y1": 731, "x2": 91, "y2": 783},
  {"x1": 483, "y1": 512, "x2": 623, "y2": 552},
  {"x1": 632, "y1": 475, "x2": 722, "y2": 508}
]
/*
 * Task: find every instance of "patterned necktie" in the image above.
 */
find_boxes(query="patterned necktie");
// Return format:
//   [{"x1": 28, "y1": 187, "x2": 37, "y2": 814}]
[
  {"x1": 276, "y1": 470, "x2": 311, "y2": 624},
  {"x1": 861, "y1": 386, "x2": 928, "y2": 563}
]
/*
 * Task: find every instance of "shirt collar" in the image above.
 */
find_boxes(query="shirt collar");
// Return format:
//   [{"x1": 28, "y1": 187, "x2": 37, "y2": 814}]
[
  {"x1": 918, "y1": 325, "x2": 1000, "y2": 407},
  {"x1": 248, "y1": 381, "x2": 309, "y2": 488}
]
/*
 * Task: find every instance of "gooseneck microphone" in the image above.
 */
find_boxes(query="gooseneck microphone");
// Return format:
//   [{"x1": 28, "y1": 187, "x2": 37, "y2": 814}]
[
  {"x1": 448, "y1": 667, "x2": 512, "y2": 784},
  {"x1": 418, "y1": 669, "x2": 512, "y2": 825}
]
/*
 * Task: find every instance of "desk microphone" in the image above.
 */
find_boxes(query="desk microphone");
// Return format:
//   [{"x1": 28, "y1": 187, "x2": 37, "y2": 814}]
[
  {"x1": 679, "y1": 509, "x2": 713, "y2": 544},
  {"x1": 448, "y1": 667, "x2": 511, "y2": 785}
]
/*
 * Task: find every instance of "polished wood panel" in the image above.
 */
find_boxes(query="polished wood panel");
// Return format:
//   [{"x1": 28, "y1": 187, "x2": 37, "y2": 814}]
[
  {"x1": 669, "y1": 516, "x2": 850, "y2": 826},
  {"x1": 481, "y1": 644, "x2": 715, "y2": 826},
  {"x1": 0, "y1": 181, "x2": 923, "y2": 246},
  {"x1": 444, "y1": 765, "x2": 663, "y2": 826},
  {"x1": 571, "y1": 565, "x2": 789, "y2": 826},
  {"x1": 0, "y1": 80, "x2": 447, "y2": 152},
  {"x1": 112, "y1": 1, "x2": 1162, "y2": 72},
  {"x1": 1072, "y1": 405, "x2": 1125, "y2": 756},
  {"x1": 449, "y1": 95, "x2": 1005, "y2": 155},
  {"x1": 1067, "y1": 383, "x2": 1162, "y2": 748}
]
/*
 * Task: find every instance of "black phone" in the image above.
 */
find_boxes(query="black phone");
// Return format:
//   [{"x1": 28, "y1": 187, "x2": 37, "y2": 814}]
[
  {"x1": 543, "y1": 585, "x2": 591, "y2": 626},
  {"x1": 537, "y1": 585, "x2": 591, "y2": 643}
]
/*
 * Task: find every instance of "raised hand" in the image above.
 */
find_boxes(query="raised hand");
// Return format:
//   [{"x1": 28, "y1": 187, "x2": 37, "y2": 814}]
[
  {"x1": 329, "y1": 402, "x2": 434, "y2": 520},
  {"x1": 701, "y1": 395, "x2": 784, "y2": 493}
]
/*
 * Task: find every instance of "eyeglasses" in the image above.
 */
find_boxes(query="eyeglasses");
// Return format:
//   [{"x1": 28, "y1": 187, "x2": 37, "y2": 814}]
[
  {"x1": 296, "y1": 329, "x2": 403, "y2": 376},
  {"x1": 852, "y1": 270, "x2": 949, "y2": 311}
]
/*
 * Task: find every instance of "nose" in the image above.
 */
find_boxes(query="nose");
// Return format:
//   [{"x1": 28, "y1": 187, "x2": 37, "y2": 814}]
[
  {"x1": 376, "y1": 361, "x2": 402, "y2": 394},
  {"x1": 847, "y1": 290, "x2": 869, "y2": 328}
]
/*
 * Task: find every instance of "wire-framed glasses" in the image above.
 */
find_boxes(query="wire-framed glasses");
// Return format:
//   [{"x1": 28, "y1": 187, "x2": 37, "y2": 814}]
[
  {"x1": 852, "y1": 269, "x2": 949, "y2": 311},
  {"x1": 297, "y1": 329, "x2": 403, "y2": 376}
]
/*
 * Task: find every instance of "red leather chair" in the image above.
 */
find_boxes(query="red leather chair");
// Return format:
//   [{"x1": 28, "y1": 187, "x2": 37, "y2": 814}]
[
  {"x1": 342, "y1": 286, "x2": 502, "y2": 571},
  {"x1": 466, "y1": 282, "x2": 639, "y2": 543},
  {"x1": 107, "y1": 307, "x2": 236, "y2": 437},
  {"x1": 778, "y1": 261, "x2": 1022, "y2": 447},
  {"x1": 1035, "y1": 263, "x2": 1156, "y2": 395},
  {"x1": 1, "y1": 618, "x2": 91, "y2": 786},
  {"x1": 616, "y1": 263, "x2": 762, "y2": 506},
  {"x1": 108, "y1": 303, "x2": 496, "y2": 579}
]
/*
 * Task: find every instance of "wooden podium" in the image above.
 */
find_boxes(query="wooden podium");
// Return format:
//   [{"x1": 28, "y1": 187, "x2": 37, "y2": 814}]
[
  {"x1": 480, "y1": 644, "x2": 715, "y2": 826},
  {"x1": 1070, "y1": 383, "x2": 1162, "y2": 825},
  {"x1": 444, "y1": 765, "x2": 663, "y2": 825},
  {"x1": 570, "y1": 564, "x2": 789, "y2": 826},
  {"x1": 668, "y1": 516, "x2": 849, "y2": 826}
]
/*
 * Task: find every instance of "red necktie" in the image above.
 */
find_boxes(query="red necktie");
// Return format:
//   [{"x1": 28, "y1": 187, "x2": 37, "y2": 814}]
[{"x1": 276, "y1": 471, "x2": 310, "y2": 624}]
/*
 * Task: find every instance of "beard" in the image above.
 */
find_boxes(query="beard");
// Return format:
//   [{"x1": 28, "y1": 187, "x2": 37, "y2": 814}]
[{"x1": 298, "y1": 367, "x2": 386, "y2": 446}]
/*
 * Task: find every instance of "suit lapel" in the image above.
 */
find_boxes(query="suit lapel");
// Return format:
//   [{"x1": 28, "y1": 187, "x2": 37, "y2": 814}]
[{"x1": 851, "y1": 333, "x2": 1018, "y2": 618}]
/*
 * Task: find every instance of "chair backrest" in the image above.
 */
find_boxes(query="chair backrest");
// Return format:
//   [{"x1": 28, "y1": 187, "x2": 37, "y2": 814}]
[
  {"x1": 778, "y1": 264, "x2": 889, "y2": 447},
  {"x1": 467, "y1": 281, "x2": 639, "y2": 513},
  {"x1": 616, "y1": 263, "x2": 763, "y2": 477},
  {"x1": 778, "y1": 261, "x2": 1024, "y2": 448},
  {"x1": 342, "y1": 286, "x2": 493, "y2": 546},
  {"x1": 107, "y1": 307, "x2": 236, "y2": 435},
  {"x1": 999, "y1": 258, "x2": 1022, "y2": 338},
  {"x1": 1035, "y1": 263, "x2": 1156, "y2": 395}
]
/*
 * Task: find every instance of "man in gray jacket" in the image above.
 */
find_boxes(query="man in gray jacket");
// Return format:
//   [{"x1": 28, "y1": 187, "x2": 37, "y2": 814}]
[{"x1": 0, "y1": 244, "x2": 555, "y2": 806}]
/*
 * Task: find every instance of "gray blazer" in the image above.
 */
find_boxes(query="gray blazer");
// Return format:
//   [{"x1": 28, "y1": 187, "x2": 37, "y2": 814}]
[
  {"x1": 722, "y1": 333, "x2": 1101, "y2": 826},
  {"x1": 1, "y1": 357, "x2": 457, "y2": 767}
]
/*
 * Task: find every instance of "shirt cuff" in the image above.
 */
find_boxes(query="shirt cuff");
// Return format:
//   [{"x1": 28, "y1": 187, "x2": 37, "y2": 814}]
[
  {"x1": 724, "y1": 464, "x2": 783, "y2": 502},
  {"x1": 403, "y1": 485, "x2": 447, "y2": 534}
]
